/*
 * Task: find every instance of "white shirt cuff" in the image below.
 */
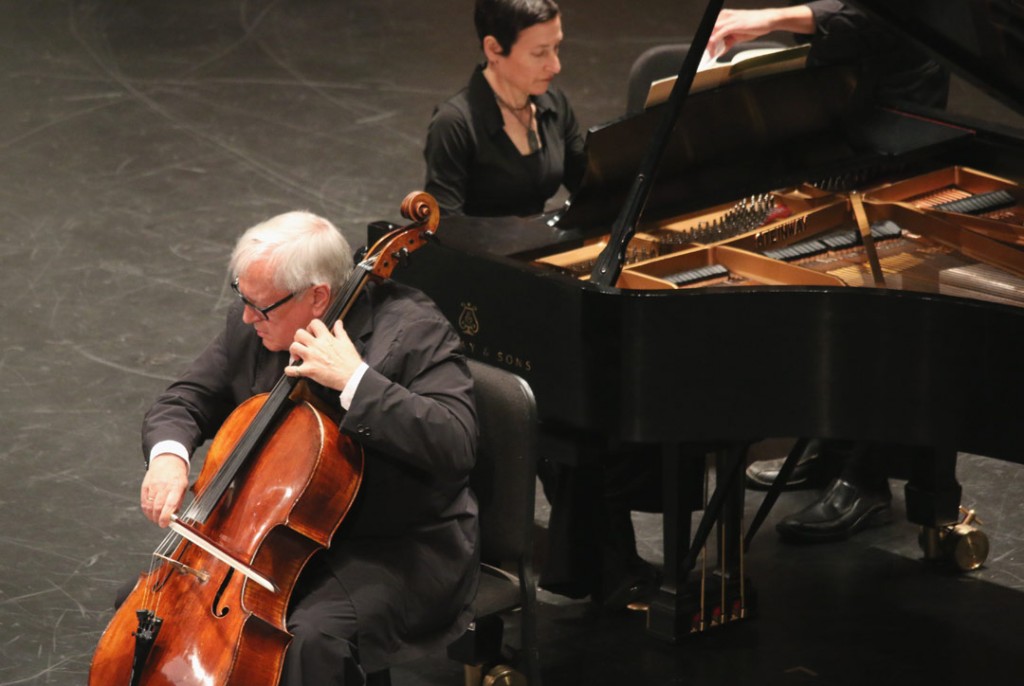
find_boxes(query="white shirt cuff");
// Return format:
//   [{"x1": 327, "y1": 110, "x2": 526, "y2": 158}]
[
  {"x1": 340, "y1": 362, "x2": 370, "y2": 410},
  {"x1": 150, "y1": 440, "x2": 190, "y2": 468}
]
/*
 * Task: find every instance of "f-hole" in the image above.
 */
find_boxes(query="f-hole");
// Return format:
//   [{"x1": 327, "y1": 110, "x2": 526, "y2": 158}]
[{"x1": 212, "y1": 569, "x2": 235, "y2": 617}]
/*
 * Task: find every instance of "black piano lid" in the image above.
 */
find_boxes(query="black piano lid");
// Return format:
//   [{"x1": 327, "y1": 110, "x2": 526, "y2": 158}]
[
  {"x1": 553, "y1": 63, "x2": 972, "y2": 233},
  {"x1": 553, "y1": 0, "x2": 1024, "y2": 235},
  {"x1": 851, "y1": 0, "x2": 1024, "y2": 117}
]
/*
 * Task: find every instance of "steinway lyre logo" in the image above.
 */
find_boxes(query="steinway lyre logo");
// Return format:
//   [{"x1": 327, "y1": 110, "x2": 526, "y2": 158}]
[{"x1": 458, "y1": 302, "x2": 480, "y2": 336}]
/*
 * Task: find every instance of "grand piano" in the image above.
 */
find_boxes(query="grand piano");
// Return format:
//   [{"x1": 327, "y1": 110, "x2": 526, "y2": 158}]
[{"x1": 369, "y1": 0, "x2": 1024, "y2": 641}]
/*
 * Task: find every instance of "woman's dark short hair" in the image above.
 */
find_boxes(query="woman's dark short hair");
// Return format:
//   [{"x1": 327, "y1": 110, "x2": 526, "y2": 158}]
[{"x1": 475, "y1": 0, "x2": 560, "y2": 55}]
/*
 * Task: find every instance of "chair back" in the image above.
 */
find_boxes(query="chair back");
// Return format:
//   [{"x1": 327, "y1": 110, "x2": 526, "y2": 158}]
[
  {"x1": 377, "y1": 362, "x2": 540, "y2": 685},
  {"x1": 467, "y1": 359, "x2": 538, "y2": 566},
  {"x1": 450, "y1": 360, "x2": 541, "y2": 685}
]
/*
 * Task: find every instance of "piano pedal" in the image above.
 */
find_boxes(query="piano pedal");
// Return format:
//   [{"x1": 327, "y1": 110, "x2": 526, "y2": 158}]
[
  {"x1": 460, "y1": 663, "x2": 527, "y2": 686},
  {"x1": 481, "y1": 665, "x2": 527, "y2": 686},
  {"x1": 672, "y1": 574, "x2": 758, "y2": 634},
  {"x1": 918, "y1": 506, "x2": 989, "y2": 572}
]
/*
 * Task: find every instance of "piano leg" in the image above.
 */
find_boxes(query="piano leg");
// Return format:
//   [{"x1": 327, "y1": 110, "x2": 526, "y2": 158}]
[
  {"x1": 904, "y1": 447, "x2": 961, "y2": 528},
  {"x1": 904, "y1": 448, "x2": 990, "y2": 571},
  {"x1": 647, "y1": 442, "x2": 755, "y2": 642}
]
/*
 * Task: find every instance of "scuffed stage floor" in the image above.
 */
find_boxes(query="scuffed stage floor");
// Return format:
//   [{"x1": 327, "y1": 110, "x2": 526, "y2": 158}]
[{"x1": 1, "y1": 2, "x2": 1021, "y2": 684}]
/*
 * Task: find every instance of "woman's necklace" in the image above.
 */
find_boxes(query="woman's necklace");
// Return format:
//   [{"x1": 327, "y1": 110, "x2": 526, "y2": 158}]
[{"x1": 494, "y1": 92, "x2": 540, "y2": 154}]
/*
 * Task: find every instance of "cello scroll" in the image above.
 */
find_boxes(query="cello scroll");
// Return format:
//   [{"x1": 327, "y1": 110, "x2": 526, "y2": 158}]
[{"x1": 369, "y1": 191, "x2": 440, "y2": 279}]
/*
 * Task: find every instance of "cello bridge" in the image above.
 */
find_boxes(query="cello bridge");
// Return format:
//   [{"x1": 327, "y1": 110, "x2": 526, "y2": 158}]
[{"x1": 155, "y1": 553, "x2": 210, "y2": 583}]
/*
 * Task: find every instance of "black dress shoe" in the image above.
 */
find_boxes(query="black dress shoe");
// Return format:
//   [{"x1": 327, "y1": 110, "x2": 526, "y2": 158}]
[
  {"x1": 598, "y1": 561, "x2": 661, "y2": 611},
  {"x1": 746, "y1": 444, "x2": 832, "y2": 491},
  {"x1": 775, "y1": 477, "x2": 893, "y2": 543}
]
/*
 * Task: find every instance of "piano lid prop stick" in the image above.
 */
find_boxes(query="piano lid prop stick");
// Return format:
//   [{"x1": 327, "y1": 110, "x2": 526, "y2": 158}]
[
  {"x1": 850, "y1": 191, "x2": 887, "y2": 287},
  {"x1": 589, "y1": 0, "x2": 727, "y2": 287}
]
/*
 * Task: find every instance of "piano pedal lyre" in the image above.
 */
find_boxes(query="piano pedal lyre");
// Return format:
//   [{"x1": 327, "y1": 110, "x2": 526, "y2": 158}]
[
  {"x1": 918, "y1": 506, "x2": 989, "y2": 572},
  {"x1": 680, "y1": 570, "x2": 755, "y2": 634}
]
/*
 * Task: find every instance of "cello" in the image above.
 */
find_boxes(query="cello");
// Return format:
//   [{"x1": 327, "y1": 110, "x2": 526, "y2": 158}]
[{"x1": 89, "y1": 192, "x2": 441, "y2": 685}]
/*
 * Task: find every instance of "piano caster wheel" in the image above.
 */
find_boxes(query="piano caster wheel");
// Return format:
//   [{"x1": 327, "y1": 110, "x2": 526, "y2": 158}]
[
  {"x1": 482, "y1": 665, "x2": 526, "y2": 686},
  {"x1": 919, "y1": 507, "x2": 990, "y2": 572}
]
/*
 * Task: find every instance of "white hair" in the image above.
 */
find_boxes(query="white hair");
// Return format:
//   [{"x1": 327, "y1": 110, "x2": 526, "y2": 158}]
[{"x1": 229, "y1": 211, "x2": 354, "y2": 291}]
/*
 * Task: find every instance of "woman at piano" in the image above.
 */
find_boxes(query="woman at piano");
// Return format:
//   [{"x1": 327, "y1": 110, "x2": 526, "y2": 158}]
[
  {"x1": 422, "y1": 0, "x2": 662, "y2": 610},
  {"x1": 422, "y1": 0, "x2": 586, "y2": 217}
]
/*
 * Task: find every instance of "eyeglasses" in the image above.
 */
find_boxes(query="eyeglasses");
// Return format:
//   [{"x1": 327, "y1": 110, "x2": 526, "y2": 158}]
[{"x1": 231, "y1": 278, "x2": 296, "y2": 321}]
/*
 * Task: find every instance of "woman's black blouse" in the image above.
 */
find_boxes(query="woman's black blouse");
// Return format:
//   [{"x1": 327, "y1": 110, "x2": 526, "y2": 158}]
[{"x1": 424, "y1": 65, "x2": 586, "y2": 217}]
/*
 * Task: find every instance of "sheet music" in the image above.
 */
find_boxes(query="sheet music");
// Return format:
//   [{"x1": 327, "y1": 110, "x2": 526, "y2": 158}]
[
  {"x1": 697, "y1": 47, "x2": 719, "y2": 71},
  {"x1": 644, "y1": 43, "x2": 810, "y2": 110}
]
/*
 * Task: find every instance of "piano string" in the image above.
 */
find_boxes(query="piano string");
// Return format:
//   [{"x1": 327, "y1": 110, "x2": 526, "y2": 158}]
[{"x1": 532, "y1": 165, "x2": 1024, "y2": 307}]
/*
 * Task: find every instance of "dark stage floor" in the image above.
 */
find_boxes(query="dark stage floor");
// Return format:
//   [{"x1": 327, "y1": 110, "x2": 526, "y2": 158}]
[{"x1": 2, "y1": 2, "x2": 1023, "y2": 685}]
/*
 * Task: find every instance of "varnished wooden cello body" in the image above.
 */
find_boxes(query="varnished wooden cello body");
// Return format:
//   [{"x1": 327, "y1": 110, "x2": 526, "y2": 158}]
[{"x1": 89, "y1": 192, "x2": 440, "y2": 685}]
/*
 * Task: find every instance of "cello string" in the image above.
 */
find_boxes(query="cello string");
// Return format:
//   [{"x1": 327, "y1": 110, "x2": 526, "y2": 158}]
[
  {"x1": 141, "y1": 248, "x2": 382, "y2": 609},
  {"x1": 135, "y1": 262, "x2": 374, "y2": 620},
  {"x1": 192, "y1": 261, "x2": 374, "y2": 523},
  {"x1": 136, "y1": 258, "x2": 380, "y2": 617},
  {"x1": 136, "y1": 260, "x2": 371, "y2": 617}
]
